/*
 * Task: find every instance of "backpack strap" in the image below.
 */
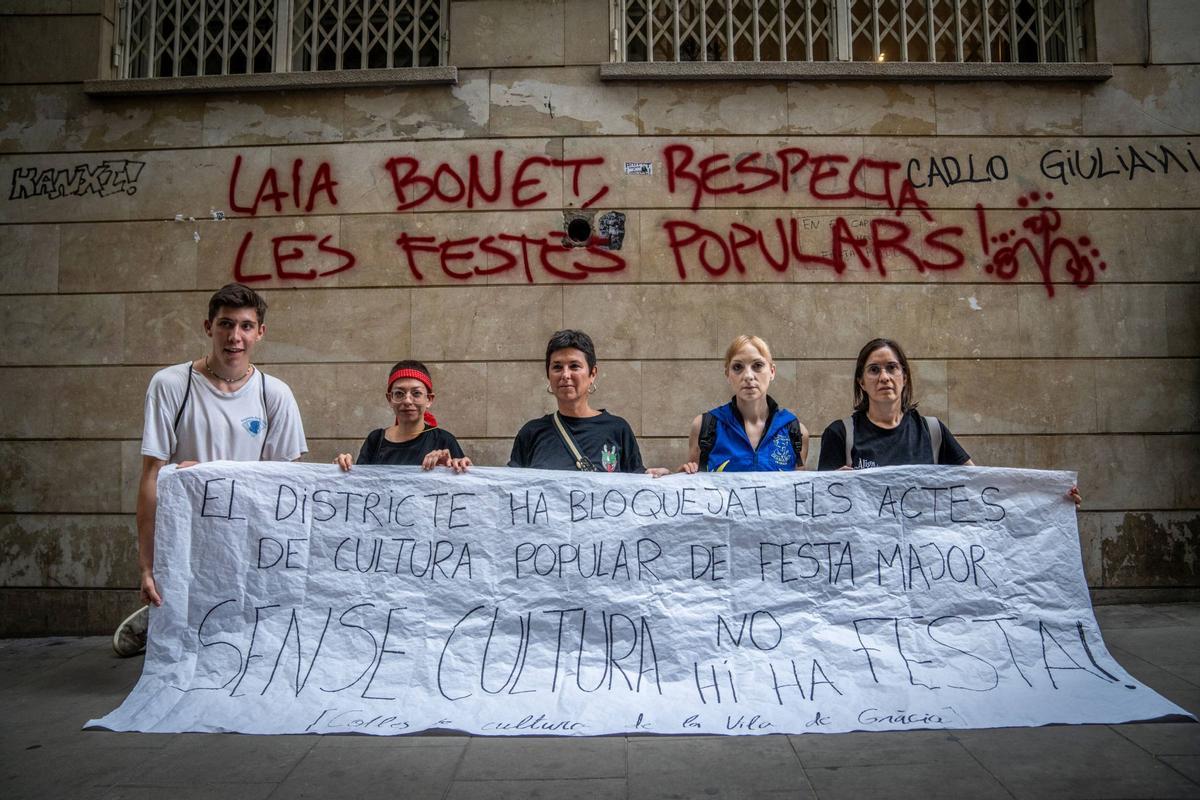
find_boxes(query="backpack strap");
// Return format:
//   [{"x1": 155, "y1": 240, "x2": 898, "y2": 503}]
[
  {"x1": 171, "y1": 362, "x2": 194, "y2": 433},
  {"x1": 259, "y1": 368, "x2": 269, "y2": 459},
  {"x1": 697, "y1": 412, "x2": 718, "y2": 471},
  {"x1": 786, "y1": 418, "x2": 805, "y2": 467},
  {"x1": 841, "y1": 415, "x2": 854, "y2": 468},
  {"x1": 924, "y1": 415, "x2": 942, "y2": 465}
]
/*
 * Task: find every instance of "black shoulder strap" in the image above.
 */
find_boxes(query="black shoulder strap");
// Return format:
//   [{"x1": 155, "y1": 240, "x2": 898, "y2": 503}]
[
  {"x1": 172, "y1": 362, "x2": 193, "y2": 432},
  {"x1": 258, "y1": 368, "x2": 271, "y2": 459},
  {"x1": 786, "y1": 418, "x2": 804, "y2": 467},
  {"x1": 697, "y1": 412, "x2": 718, "y2": 471}
]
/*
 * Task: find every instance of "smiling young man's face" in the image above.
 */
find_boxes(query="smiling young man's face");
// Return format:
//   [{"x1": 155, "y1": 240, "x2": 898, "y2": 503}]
[{"x1": 204, "y1": 306, "x2": 264, "y2": 371}]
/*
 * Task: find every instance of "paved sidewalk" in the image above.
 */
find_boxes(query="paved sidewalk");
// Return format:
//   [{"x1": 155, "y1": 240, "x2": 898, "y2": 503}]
[{"x1": 2, "y1": 603, "x2": 1198, "y2": 800}]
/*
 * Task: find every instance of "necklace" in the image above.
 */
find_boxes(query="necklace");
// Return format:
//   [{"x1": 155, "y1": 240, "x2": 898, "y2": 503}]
[{"x1": 204, "y1": 355, "x2": 252, "y2": 385}]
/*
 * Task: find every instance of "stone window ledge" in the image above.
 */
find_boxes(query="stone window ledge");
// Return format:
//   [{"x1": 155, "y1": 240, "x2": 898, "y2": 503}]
[
  {"x1": 600, "y1": 61, "x2": 1112, "y2": 82},
  {"x1": 84, "y1": 66, "x2": 458, "y2": 96}
]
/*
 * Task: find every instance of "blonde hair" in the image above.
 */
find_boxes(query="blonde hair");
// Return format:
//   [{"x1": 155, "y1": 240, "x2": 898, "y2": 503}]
[{"x1": 723, "y1": 335, "x2": 774, "y2": 372}]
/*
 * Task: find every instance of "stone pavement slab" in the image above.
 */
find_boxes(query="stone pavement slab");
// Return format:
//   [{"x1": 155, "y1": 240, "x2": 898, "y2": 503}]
[
  {"x1": 444, "y1": 777, "x2": 627, "y2": 800},
  {"x1": 627, "y1": 736, "x2": 814, "y2": 799},
  {"x1": 954, "y1": 724, "x2": 1200, "y2": 799},
  {"x1": 1, "y1": 604, "x2": 1199, "y2": 799},
  {"x1": 456, "y1": 737, "x2": 626, "y2": 780},
  {"x1": 803, "y1": 760, "x2": 1012, "y2": 800}
]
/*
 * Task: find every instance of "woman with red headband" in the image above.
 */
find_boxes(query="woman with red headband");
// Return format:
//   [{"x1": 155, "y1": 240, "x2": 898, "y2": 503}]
[{"x1": 335, "y1": 360, "x2": 470, "y2": 472}]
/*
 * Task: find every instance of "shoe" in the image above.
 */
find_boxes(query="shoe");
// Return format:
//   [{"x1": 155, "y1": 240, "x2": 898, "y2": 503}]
[{"x1": 113, "y1": 605, "x2": 149, "y2": 657}]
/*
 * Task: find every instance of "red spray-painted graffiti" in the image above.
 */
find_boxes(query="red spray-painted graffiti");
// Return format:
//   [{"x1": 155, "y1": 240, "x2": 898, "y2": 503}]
[
  {"x1": 228, "y1": 156, "x2": 340, "y2": 215},
  {"x1": 393, "y1": 231, "x2": 623, "y2": 283},
  {"x1": 222, "y1": 146, "x2": 1105, "y2": 295},
  {"x1": 976, "y1": 192, "x2": 1104, "y2": 298},
  {"x1": 383, "y1": 151, "x2": 609, "y2": 211},
  {"x1": 660, "y1": 144, "x2": 1101, "y2": 293}
]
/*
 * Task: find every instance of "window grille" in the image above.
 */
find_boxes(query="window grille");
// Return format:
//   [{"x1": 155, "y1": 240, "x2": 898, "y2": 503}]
[
  {"x1": 618, "y1": 0, "x2": 1089, "y2": 64},
  {"x1": 117, "y1": 0, "x2": 448, "y2": 79}
]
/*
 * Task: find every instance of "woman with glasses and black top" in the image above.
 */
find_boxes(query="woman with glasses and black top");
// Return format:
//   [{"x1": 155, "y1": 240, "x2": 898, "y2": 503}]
[
  {"x1": 817, "y1": 337, "x2": 1081, "y2": 506},
  {"x1": 508, "y1": 329, "x2": 669, "y2": 476},
  {"x1": 817, "y1": 338, "x2": 971, "y2": 472},
  {"x1": 335, "y1": 360, "x2": 471, "y2": 472}
]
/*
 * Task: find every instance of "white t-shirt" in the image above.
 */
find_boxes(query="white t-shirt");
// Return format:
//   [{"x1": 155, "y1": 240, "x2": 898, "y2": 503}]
[{"x1": 141, "y1": 362, "x2": 308, "y2": 464}]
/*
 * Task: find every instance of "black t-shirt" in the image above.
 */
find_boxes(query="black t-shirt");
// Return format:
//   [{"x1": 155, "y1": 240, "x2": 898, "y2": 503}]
[
  {"x1": 508, "y1": 411, "x2": 646, "y2": 473},
  {"x1": 817, "y1": 409, "x2": 970, "y2": 471},
  {"x1": 355, "y1": 427, "x2": 465, "y2": 466}
]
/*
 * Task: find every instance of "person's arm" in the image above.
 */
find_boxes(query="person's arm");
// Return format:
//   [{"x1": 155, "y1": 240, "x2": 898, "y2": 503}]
[
  {"x1": 136, "y1": 456, "x2": 167, "y2": 606},
  {"x1": 937, "y1": 420, "x2": 973, "y2": 467},
  {"x1": 262, "y1": 378, "x2": 308, "y2": 462},
  {"x1": 938, "y1": 421, "x2": 1075, "y2": 504},
  {"x1": 680, "y1": 415, "x2": 703, "y2": 473},
  {"x1": 507, "y1": 423, "x2": 532, "y2": 468},
  {"x1": 337, "y1": 430, "x2": 380, "y2": 471},
  {"x1": 816, "y1": 421, "x2": 850, "y2": 471}
]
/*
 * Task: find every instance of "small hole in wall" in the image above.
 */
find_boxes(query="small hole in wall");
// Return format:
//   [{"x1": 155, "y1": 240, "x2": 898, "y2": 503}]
[{"x1": 566, "y1": 217, "x2": 592, "y2": 244}]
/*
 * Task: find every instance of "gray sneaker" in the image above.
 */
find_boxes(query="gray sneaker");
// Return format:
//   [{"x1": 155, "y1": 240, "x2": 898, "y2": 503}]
[{"x1": 113, "y1": 605, "x2": 149, "y2": 657}]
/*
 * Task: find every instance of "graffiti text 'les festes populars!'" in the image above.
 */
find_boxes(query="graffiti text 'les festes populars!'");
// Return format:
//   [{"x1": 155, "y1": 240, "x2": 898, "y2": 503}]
[{"x1": 225, "y1": 148, "x2": 1103, "y2": 296}]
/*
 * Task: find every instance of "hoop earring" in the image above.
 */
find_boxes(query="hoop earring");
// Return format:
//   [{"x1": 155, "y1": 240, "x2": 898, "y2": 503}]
[
  {"x1": 588, "y1": 382, "x2": 597, "y2": 394},
  {"x1": 546, "y1": 383, "x2": 554, "y2": 394}
]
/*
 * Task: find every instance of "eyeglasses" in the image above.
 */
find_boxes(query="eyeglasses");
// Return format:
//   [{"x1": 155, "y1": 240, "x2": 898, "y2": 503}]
[
  {"x1": 388, "y1": 389, "x2": 428, "y2": 401},
  {"x1": 864, "y1": 362, "x2": 903, "y2": 379}
]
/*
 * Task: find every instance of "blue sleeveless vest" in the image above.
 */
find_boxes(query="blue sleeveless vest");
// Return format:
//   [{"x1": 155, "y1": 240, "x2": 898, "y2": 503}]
[{"x1": 705, "y1": 400, "x2": 799, "y2": 472}]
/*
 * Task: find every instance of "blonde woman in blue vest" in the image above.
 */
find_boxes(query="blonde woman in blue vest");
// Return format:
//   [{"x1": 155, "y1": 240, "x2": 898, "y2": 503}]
[{"x1": 679, "y1": 335, "x2": 809, "y2": 473}]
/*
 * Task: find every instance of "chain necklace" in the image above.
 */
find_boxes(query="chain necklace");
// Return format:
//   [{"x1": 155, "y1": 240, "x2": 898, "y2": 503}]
[{"x1": 204, "y1": 355, "x2": 252, "y2": 385}]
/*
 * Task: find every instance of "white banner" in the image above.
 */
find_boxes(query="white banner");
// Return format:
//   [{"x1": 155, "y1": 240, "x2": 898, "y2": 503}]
[{"x1": 89, "y1": 463, "x2": 1191, "y2": 736}]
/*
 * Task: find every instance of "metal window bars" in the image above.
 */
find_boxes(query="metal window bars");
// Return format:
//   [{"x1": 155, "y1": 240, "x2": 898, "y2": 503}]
[
  {"x1": 117, "y1": 0, "x2": 448, "y2": 78},
  {"x1": 617, "y1": 0, "x2": 1088, "y2": 63}
]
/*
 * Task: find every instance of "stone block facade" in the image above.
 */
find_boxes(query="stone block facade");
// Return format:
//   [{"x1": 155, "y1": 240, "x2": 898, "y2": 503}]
[{"x1": 0, "y1": 0, "x2": 1197, "y2": 633}]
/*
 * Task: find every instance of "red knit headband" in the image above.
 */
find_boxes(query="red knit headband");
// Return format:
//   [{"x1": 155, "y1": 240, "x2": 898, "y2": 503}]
[{"x1": 388, "y1": 368, "x2": 432, "y2": 391}]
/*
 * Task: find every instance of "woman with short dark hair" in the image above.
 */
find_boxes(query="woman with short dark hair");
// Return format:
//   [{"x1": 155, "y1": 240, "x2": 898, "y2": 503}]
[
  {"x1": 336, "y1": 360, "x2": 470, "y2": 471},
  {"x1": 508, "y1": 329, "x2": 668, "y2": 476}
]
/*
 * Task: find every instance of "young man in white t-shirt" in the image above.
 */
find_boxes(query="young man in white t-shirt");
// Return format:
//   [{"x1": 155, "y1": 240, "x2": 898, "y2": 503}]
[{"x1": 113, "y1": 283, "x2": 308, "y2": 656}]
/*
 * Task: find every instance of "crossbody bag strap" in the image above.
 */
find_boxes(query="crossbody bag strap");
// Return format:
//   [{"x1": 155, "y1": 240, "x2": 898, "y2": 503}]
[
  {"x1": 842, "y1": 415, "x2": 854, "y2": 468},
  {"x1": 552, "y1": 412, "x2": 596, "y2": 472}
]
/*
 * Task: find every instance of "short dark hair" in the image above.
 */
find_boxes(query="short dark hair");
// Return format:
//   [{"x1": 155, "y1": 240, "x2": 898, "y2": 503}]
[
  {"x1": 853, "y1": 337, "x2": 915, "y2": 413},
  {"x1": 387, "y1": 360, "x2": 432, "y2": 387},
  {"x1": 545, "y1": 329, "x2": 597, "y2": 374},
  {"x1": 207, "y1": 283, "x2": 268, "y2": 324}
]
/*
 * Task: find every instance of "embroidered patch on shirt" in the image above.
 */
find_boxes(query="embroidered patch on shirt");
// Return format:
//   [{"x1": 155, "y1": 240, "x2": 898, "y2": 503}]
[
  {"x1": 241, "y1": 417, "x2": 266, "y2": 437},
  {"x1": 601, "y1": 444, "x2": 619, "y2": 472},
  {"x1": 770, "y1": 432, "x2": 792, "y2": 466}
]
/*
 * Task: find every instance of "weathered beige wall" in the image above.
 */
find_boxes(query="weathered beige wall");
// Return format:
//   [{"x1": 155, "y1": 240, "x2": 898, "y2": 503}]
[{"x1": 1, "y1": 0, "x2": 1197, "y2": 633}]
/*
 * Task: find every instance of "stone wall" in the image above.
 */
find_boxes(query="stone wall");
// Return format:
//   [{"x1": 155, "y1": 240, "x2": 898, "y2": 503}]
[{"x1": 1, "y1": 0, "x2": 1197, "y2": 634}]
